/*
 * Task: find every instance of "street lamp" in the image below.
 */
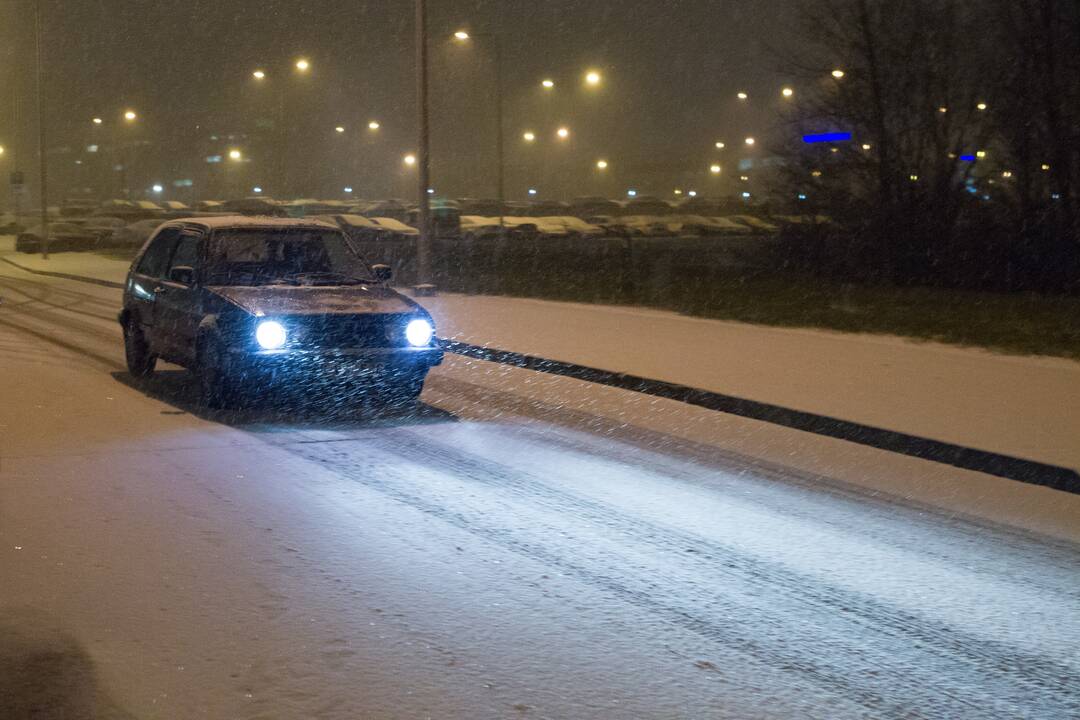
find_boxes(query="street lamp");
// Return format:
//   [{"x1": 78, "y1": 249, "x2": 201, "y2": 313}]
[
  {"x1": 403, "y1": 153, "x2": 417, "y2": 166},
  {"x1": 556, "y1": 126, "x2": 570, "y2": 139},
  {"x1": 123, "y1": 110, "x2": 137, "y2": 122},
  {"x1": 737, "y1": 91, "x2": 748, "y2": 100},
  {"x1": 831, "y1": 69, "x2": 845, "y2": 78},
  {"x1": 744, "y1": 136, "x2": 755, "y2": 145},
  {"x1": 252, "y1": 69, "x2": 266, "y2": 80},
  {"x1": 452, "y1": 29, "x2": 507, "y2": 237},
  {"x1": 715, "y1": 141, "x2": 725, "y2": 149},
  {"x1": 522, "y1": 131, "x2": 536, "y2": 142},
  {"x1": 596, "y1": 159, "x2": 608, "y2": 170},
  {"x1": 541, "y1": 78, "x2": 555, "y2": 90},
  {"x1": 335, "y1": 125, "x2": 345, "y2": 133},
  {"x1": 976, "y1": 102, "x2": 987, "y2": 111},
  {"x1": 368, "y1": 120, "x2": 380, "y2": 130},
  {"x1": 710, "y1": 164, "x2": 721, "y2": 174},
  {"x1": 92, "y1": 117, "x2": 103, "y2": 125},
  {"x1": 228, "y1": 149, "x2": 243, "y2": 161},
  {"x1": 295, "y1": 58, "x2": 310, "y2": 72},
  {"x1": 781, "y1": 87, "x2": 793, "y2": 98},
  {"x1": 585, "y1": 70, "x2": 601, "y2": 86}
]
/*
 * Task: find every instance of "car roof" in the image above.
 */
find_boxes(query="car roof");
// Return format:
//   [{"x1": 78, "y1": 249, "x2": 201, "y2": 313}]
[{"x1": 162, "y1": 215, "x2": 339, "y2": 231}]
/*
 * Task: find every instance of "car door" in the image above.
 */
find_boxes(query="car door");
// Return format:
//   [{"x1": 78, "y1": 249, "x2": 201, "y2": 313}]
[
  {"x1": 128, "y1": 227, "x2": 181, "y2": 351},
  {"x1": 154, "y1": 231, "x2": 204, "y2": 365}
]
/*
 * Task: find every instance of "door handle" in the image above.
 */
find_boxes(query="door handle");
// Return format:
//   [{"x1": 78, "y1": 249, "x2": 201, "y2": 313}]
[{"x1": 153, "y1": 285, "x2": 165, "y2": 294}]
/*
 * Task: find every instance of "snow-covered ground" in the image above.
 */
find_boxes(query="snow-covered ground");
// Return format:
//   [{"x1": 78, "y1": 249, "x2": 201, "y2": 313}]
[{"x1": 1, "y1": 248, "x2": 1079, "y2": 718}]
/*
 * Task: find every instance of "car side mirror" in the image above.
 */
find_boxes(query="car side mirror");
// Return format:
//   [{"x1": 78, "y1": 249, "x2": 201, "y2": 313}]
[
  {"x1": 371, "y1": 264, "x2": 393, "y2": 283},
  {"x1": 169, "y1": 265, "x2": 196, "y2": 285}
]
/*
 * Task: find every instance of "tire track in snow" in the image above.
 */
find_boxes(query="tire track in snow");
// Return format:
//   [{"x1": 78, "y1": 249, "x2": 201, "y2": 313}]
[{"x1": 264, "y1": 429, "x2": 1079, "y2": 719}]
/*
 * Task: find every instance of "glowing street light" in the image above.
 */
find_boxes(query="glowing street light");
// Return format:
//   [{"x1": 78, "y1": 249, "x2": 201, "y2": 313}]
[
  {"x1": 831, "y1": 69, "x2": 845, "y2": 79},
  {"x1": 522, "y1": 131, "x2": 536, "y2": 142},
  {"x1": 403, "y1": 153, "x2": 417, "y2": 166},
  {"x1": 976, "y1": 102, "x2": 988, "y2": 111},
  {"x1": 335, "y1": 125, "x2": 345, "y2": 133},
  {"x1": 541, "y1": 78, "x2": 555, "y2": 90},
  {"x1": 295, "y1": 58, "x2": 310, "y2": 72},
  {"x1": 92, "y1": 117, "x2": 103, "y2": 125},
  {"x1": 781, "y1": 87, "x2": 794, "y2": 98},
  {"x1": 0, "y1": 146, "x2": 5, "y2": 155},
  {"x1": 584, "y1": 70, "x2": 602, "y2": 86},
  {"x1": 596, "y1": 159, "x2": 608, "y2": 170},
  {"x1": 252, "y1": 69, "x2": 266, "y2": 80},
  {"x1": 744, "y1": 136, "x2": 755, "y2": 145},
  {"x1": 151, "y1": 184, "x2": 163, "y2": 193},
  {"x1": 938, "y1": 106, "x2": 948, "y2": 114},
  {"x1": 710, "y1": 164, "x2": 722, "y2": 174},
  {"x1": 454, "y1": 30, "x2": 470, "y2": 41},
  {"x1": 228, "y1": 149, "x2": 242, "y2": 161},
  {"x1": 1041, "y1": 163, "x2": 1051, "y2": 171},
  {"x1": 736, "y1": 91, "x2": 748, "y2": 100},
  {"x1": 123, "y1": 110, "x2": 137, "y2": 122},
  {"x1": 368, "y1": 120, "x2": 381, "y2": 130},
  {"x1": 811, "y1": 170, "x2": 822, "y2": 177},
  {"x1": 556, "y1": 126, "x2": 570, "y2": 139},
  {"x1": 861, "y1": 143, "x2": 872, "y2": 150},
  {"x1": 976, "y1": 150, "x2": 987, "y2": 158},
  {"x1": 715, "y1": 141, "x2": 725, "y2": 149}
]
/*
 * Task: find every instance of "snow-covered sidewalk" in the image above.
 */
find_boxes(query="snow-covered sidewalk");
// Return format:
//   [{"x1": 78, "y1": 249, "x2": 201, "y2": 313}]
[{"x1": 4, "y1": 240, "x2": 1078, "y2": 472}]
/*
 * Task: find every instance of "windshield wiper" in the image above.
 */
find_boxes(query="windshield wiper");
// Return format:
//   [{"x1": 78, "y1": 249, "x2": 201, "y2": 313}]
[{"x1": 282, "y1": 271, "x2": 366, "y2": 286}]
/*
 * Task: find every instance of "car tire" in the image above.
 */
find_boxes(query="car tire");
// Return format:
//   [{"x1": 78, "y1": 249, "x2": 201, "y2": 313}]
[
  {"x1": 382, "y1": 371, "x2": 427, "y2": 409},
  {"x1": 197, "y1": 338, "x2": 238, "y2": 410},
  {"x1": 123, "y1": 317, "x2": 157, "y2": 377}
]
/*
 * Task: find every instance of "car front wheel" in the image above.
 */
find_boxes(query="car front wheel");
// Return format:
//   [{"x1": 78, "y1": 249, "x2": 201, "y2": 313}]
[
  {"x1": 123, "y1": 318, "x2": 157, "y2": 377},
  {"x1": 197, "y1": 339, "x2": 238, "y2": 410}
]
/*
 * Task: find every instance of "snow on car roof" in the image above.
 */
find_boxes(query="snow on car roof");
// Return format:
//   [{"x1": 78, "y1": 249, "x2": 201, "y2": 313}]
[{"x1": 168, "y1": 215, "x2": 339, "y2": 230}]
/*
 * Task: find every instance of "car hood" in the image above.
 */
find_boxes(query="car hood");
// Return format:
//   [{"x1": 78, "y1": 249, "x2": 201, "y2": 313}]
[{"x1": 208, "y1": 285, "x2": 420, "y2": 316}]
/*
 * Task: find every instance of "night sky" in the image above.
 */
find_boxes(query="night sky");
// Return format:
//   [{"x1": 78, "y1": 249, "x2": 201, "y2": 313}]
[{"x1": 2, "y1": 0, "x2": 796, "y2": 199}]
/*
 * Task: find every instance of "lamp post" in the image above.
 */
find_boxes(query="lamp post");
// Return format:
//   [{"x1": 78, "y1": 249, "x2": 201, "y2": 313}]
[
  {"x1": 251, "y1": 58, "x2": 309, "y2": 196},
  {"x1": 452, "y1": 29, "x2": 505, "y2": 241},
  {"x1": 415, "y1": 0, "x2": 433, "y2": 292}
]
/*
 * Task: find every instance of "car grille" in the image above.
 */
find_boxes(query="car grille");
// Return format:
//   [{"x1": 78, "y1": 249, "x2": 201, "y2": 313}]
[{"x1": 287, "y1": 314, "x2": 407, "y2": 350}]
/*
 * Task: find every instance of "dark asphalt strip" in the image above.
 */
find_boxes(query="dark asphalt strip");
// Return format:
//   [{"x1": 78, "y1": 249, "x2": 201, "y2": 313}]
[
  {"x1": 5, "y1": 257, "x2": 1075, "y2": 493},
  {"x1": 441, "y1": 340, "x2": 1080, "y2": 493}
]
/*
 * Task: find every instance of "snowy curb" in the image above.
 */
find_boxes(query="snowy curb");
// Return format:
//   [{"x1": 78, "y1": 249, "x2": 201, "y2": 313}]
[
  {"x1": 6, "y1": 254, "x2": 1077, "y2": 494},
  {"x1": 441, "y1": 340, "x2": 1080, "y2": 494}
]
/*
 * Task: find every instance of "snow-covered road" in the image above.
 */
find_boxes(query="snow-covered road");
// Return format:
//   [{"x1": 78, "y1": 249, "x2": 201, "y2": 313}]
[{"x1": 1, "y1": 264, "x2": 1078, "y2": 719}]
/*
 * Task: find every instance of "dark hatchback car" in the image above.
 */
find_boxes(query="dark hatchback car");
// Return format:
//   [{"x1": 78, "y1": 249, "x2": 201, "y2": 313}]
[{"x1": 118, "y1": 216, "x2": 443, "y2": 408}]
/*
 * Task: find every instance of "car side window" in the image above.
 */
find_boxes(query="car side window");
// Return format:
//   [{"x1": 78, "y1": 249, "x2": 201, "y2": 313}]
[
  {"x1": 136, "y1": 228, "x2": 181, "y2": 278},
  {"x1": 168, "y1": 235, "x2": 201, "y2": 276}
]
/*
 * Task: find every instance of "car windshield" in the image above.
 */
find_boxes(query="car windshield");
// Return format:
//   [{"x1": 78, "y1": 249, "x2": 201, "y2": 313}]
[{"x1": 204, "y1": 228, "x2": 373, "y2": 286}]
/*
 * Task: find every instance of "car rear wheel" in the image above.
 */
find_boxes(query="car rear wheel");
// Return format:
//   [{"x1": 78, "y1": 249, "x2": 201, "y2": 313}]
[
  {"x1": 123, "y1": 318, "x2": 157, "y2": 377},
  {"x1": 197, "y1": 339, "x2": 238, "y2": 410}
]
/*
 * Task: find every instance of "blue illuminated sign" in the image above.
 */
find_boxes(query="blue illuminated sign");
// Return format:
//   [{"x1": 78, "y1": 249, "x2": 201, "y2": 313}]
[{"x1": 803, "y1": 132, "x2": 852, "y2": 144}]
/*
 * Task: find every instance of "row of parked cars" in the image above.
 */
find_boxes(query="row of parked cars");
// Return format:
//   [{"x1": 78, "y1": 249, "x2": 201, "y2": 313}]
[{"x1": 8, "y1": 196, "x2": 823, "y2": 253}]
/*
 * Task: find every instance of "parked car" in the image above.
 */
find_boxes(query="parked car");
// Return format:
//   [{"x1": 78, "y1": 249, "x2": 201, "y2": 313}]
[
  {"x1": 369, "y1": 217, "x2": 419, "y2": 239},
  {"x1": 220, "y1": 198, "x2": 289, "y2": 217},
  {"x1": 623, "y1": 196, "x2": 675, "y2": 216},
  {"x1": 569, "y1": 196, "x2": 622, "y2": 218},
  {"x1": 311, "y1": 214, "x2": 384, "y2": 242},
  {"x1": 15, "y1": 223, "x2": 99, "y2": 253},
  {"x1": 0, "y1": 213, "x2": 25, "y2": 234},
  {"x1": 104, "y1": 219, "x2": 165, "y2": 249},
  {"x1": 118, "y1": 216, "x2": 443, "y2": 409},
  {"x1": 72, "y1": 216, "x2": 127, "y2": 243}
]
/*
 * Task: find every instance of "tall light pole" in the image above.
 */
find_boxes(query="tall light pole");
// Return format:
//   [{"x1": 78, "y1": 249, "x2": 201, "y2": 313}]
[
  {"x1": 35, "y1": 0, "x2": 48, "y2": 259},
  {"x1": 415, "y1": 0, "x2": 433, "y2": 293},
  {"x1": 453, "y1": 30, "x2": 505, "y2": 239}
]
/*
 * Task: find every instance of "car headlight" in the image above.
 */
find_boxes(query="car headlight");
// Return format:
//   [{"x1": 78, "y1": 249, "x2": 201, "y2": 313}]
[
  {"x1": 255, "y1": 320, "x2": 287, "y2": 350},
  {"x1": 405, "y1": 318, "x2": 434, "y2": 347}
]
